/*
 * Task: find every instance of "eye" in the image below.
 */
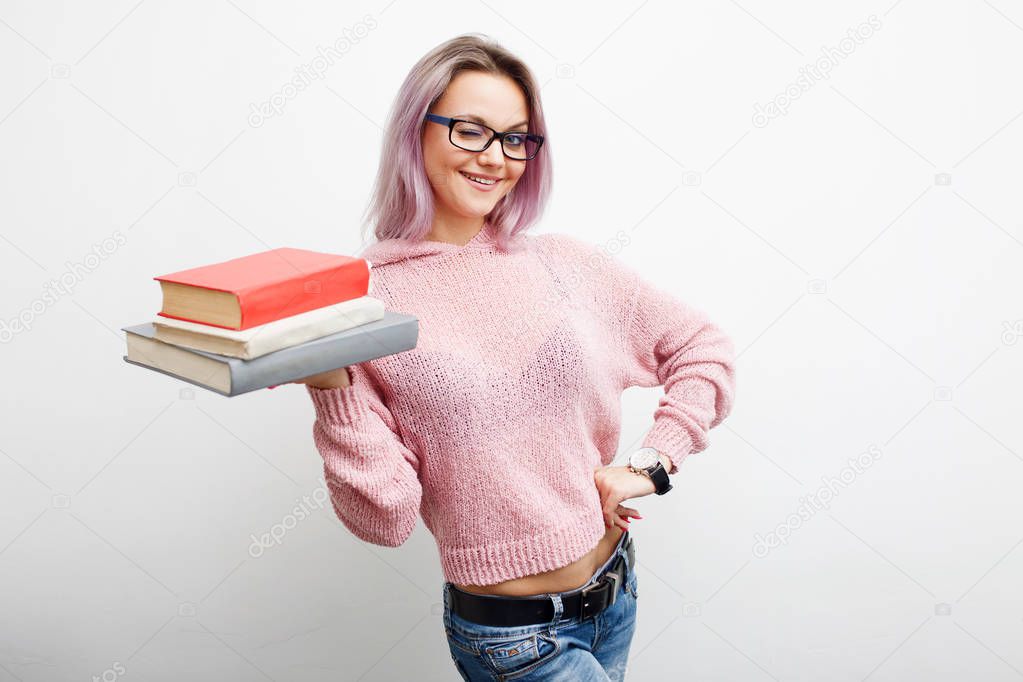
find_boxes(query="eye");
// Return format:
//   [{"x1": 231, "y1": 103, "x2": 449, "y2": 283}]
[{"x1": 453, "y1": 121, "x2": 487, "y2": 139}]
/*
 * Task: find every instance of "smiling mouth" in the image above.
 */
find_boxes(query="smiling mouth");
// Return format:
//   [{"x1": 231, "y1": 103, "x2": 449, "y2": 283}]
[{"x1": 459, "y1": 171, "x2": 500, "y2": 186}]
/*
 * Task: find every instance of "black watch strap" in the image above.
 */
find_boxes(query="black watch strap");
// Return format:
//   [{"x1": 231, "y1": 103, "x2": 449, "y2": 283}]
[{"x1": 649, "y1": 462, "x2": 673, "y2": 495}]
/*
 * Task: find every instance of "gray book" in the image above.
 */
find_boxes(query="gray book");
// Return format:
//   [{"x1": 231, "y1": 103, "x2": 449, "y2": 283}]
[{"x1": 122, "y1": 311, "x2": 418, "y2": 397}]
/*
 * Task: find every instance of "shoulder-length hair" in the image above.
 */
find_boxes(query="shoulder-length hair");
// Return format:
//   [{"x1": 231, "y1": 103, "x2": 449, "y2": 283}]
[{"x1": 360, "y1": 33, "x2": 553, "y2": 252}]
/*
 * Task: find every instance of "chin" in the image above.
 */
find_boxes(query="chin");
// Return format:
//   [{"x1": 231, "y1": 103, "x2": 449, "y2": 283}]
[{"x1": 457, "y1": 200, "x2": 498, "y2": 217}]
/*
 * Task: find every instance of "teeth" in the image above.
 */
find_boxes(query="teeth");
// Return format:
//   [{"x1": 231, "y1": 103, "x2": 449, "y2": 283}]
[{"x1": 461, "y1": 171, "x2": 496, "y2": 185}]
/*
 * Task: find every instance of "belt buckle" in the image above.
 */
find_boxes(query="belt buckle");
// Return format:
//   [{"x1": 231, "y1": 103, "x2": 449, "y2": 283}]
[
  {"x1": 604, "y1": 570, "x2": 620, "y2": 608},
  {"x1": 580, "y1": 569, "x2": 619, "y2": 619}
]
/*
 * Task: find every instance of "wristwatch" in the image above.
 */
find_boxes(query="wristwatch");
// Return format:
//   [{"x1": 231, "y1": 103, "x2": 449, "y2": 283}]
[{"x1": 628, "y1": 447, "x2": 673, "y2": 495}]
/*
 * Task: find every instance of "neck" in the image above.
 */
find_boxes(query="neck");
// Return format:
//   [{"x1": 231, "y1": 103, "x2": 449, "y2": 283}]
[{"x1": 425, "y1": 213, "x2": 486, "y2": 246}]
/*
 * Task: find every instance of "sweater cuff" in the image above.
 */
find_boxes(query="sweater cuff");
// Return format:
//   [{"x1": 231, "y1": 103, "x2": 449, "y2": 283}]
[
  {"x1": 306, "y1": 383, "x2": 371, "y2": 424},
  {"x1": 642, "y1": 425, "x2": 693, "y2": 475}
]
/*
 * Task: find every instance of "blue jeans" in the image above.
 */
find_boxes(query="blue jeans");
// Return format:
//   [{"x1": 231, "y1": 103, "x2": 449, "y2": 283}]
[{"x1": 442, "y1": 530, "x2": 639, "y2": 681}]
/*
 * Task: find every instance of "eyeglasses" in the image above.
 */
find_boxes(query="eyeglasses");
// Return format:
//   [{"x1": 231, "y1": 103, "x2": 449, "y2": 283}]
[{"x1": 424, "y1": 113, "x2": 544, "y2": 161}]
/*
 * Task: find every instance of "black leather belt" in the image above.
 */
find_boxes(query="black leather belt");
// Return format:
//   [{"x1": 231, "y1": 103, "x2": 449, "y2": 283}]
[{"x1": 448, "y1": 533, "x2": 635, "y2": 627}]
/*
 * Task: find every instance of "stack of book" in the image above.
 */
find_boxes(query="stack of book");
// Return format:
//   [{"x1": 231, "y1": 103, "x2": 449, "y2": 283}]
[{"x1": 121, "y1": 247, "x2": 418, "y2": 397}]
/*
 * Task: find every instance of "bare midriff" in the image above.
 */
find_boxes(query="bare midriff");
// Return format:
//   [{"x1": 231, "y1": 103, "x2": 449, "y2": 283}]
[{"x1": 452, "y1": 524, "x2": 625, "y2": 597}]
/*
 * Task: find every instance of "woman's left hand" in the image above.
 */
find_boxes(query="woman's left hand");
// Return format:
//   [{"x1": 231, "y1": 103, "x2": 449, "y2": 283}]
[{"x1": 593, "y1": 465, "x2": 656, "y2": 530}]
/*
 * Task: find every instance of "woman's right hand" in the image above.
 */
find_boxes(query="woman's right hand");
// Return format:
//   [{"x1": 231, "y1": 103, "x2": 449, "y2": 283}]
[{"x1": 291, "y1": 366, "x2": 352, "y2": 390}]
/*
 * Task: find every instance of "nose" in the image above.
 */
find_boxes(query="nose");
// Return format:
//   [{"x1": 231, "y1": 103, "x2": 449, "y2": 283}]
[{"x1": 478, "y1": 138, "x2": 505, "y2": 167}]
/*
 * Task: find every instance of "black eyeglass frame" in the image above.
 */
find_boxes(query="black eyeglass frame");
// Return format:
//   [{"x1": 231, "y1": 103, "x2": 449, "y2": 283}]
[{"x1": 423, "y1": 113, "x2": 545, "y2": 160}]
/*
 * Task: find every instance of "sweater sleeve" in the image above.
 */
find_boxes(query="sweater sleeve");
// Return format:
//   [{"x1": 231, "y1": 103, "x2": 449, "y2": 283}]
[
  {"x1": 306, "y1": 364, "x2": 423, "y2": 547},
  {"x1": 613, "y1": 258, "x2": 737, "y2": 475}
]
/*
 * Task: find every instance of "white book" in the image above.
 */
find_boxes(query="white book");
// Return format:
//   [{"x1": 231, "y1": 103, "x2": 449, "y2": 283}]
[{"x1": 152, "y1": 295, "x2": 386, "y2": 359}]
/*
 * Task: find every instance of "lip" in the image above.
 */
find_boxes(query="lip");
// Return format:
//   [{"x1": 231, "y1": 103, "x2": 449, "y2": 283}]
[{"x1": 459, "y1": 170, "x2": 502, "y2": 192}]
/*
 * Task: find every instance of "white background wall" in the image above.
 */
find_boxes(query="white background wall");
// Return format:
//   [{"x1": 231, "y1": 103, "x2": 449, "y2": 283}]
[{"x1": 1, "y1": 1, "x2": 1022, "y2": 680}]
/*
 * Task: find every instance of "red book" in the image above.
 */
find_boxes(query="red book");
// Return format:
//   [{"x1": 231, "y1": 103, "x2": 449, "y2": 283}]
[{"x1": 154, "y1": 247, "x2": 370, "y2": 331}]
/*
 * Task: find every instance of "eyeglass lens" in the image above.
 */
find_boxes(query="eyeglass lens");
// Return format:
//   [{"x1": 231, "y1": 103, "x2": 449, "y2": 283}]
[{"x1": 451, "y1": 121, "x2": 539, "y2": 160}]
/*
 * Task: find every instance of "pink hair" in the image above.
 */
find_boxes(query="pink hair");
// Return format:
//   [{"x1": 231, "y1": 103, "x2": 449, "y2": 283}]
[{"x1": 360, "y1": 33, "x2": 553, "y2": 252}]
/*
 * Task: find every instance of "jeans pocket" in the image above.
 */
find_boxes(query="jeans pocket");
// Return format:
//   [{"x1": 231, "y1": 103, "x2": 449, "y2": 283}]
[{"x1": 479, "y1": 630, "x2": 560, "y2": 679}]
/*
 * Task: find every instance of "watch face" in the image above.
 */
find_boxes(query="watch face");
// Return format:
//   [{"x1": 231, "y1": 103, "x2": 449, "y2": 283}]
[{"x1": 630, "y1": 448, "x2": 659, "y2": 469}]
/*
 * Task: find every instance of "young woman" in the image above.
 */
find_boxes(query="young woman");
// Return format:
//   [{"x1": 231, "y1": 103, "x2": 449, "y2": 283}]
[{"x1": 293, "y1": 33, "x2": 736, "y2": 681}]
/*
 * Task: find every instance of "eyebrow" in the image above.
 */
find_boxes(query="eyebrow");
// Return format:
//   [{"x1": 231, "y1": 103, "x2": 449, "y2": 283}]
[{"x1": 453, "y1": 113, "x2": 529, "y2": 129}]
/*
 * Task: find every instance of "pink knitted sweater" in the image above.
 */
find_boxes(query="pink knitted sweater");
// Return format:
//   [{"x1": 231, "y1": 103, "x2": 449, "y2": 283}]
[{"x1": 305, "y1": 221, "x2": 736, "y2": 586}]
